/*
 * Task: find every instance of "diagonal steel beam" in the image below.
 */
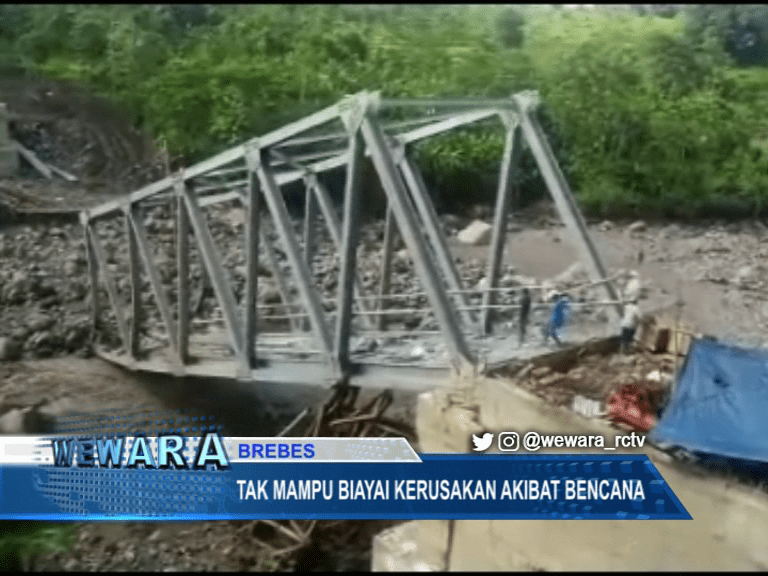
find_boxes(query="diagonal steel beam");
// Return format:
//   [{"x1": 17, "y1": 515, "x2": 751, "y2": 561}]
[
  {"x1": 187, "y1": 110, "x2": 507, "y2": 212},
  {"x1": 181, "y1": 186, "x2": 248, "y2": 370},
  {"x1": 81, "y1": 213, "x2": 99, "y2": 338},
  {"x1": 259, "y1": 222, "x2": 301, "y2": 333},
  {"x1": 85, "y1": 223, "x2": 130, "y2": 349},
  {"x1": 333, "y1": 126, "x2": 365, "y2": 370},
  {"x1": 302, "y1": 178, "x2": 318, "y2": 332},
  {"x1": 305, "y1": 175, "x2": 341, "y2": 247},
  {"x1": 303, "y1": 174, "x2": 375, "y2": 329},
  {"x1": 126, "y1": 212, "x2": 142, "y2": 359},
  {"x1": 127, "y1": 206, "x2": 179, "y2": 353},
  {"x1": 514, "y1": 95, "x2": 621, "y2": 321},
  {"x1": 236, "y1": 192, "x2": 300, "y2": 333},
  {"x1": 87, "y1": 94, "x2": 365, "y2": 221},
  {"x1": 481, "y1": 120, "x2": 522, "y2": 335},
  {"x1": 87, "y1": 105, "x2": 502, "y2": 221},
  {"x1": 243, "y1": 148, "x2": 261, "y2": 365},
  {"x1": 271, "y1": 111, "x2": 460, "y2": 150},
  {"x1": 274, "y1": 141, "x2": 380, "y2": 329},
  {"x1": 397, "y1": 147, "x2": 474, "y2": 327},
  {"x1": 255, "y1": 152, "x2": 334, "y2": 367},
  {"x1": 360, "y1": 113, "x2": 474, "y2": 370},
  {"x1": 377, "y1": 203, "x2": 397, "y2": 332},
  {"x1": 303, "y1": 180, "x2": 318, "y2": 272},
  {"x1": 175, "y1": 180, "x2": 190, "y2": 364}
]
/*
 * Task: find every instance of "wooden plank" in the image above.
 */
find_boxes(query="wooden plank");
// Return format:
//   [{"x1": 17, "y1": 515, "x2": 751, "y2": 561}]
[{"x1": 47, "y1": 163, "x2": 78, "y2": 182}]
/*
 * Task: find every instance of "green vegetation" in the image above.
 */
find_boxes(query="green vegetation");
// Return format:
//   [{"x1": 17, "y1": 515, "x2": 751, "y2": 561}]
[
  {"x1": 1, "y1": 5, "x2": 768, "y2": 217},
  {"x1": 0, "y1": 521, "x2": 75, "y2": 570}
]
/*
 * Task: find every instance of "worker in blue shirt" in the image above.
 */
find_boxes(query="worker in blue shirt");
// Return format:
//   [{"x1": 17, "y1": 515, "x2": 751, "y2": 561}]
[{"x1": 544, "y1": 291, "x2": 571, "y2": 347}]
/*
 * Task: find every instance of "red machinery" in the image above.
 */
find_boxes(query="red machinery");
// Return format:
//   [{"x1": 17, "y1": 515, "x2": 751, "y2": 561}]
[{"x1": 606, "y1": 381, "x2": 665, "y2": 433}]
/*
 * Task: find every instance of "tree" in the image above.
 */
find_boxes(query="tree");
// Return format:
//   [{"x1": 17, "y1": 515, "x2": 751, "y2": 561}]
[
  {"x1": 684, "y1": 5, "x2": 768, "y2": 66},
  {"x1": 497, "y1": 7, "x2": 525, "y2": 48}
]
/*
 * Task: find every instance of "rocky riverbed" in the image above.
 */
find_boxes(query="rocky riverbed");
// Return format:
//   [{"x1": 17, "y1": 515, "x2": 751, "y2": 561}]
[{"x1": 1, "y1": 201, "x2": 768, "y2": 571}]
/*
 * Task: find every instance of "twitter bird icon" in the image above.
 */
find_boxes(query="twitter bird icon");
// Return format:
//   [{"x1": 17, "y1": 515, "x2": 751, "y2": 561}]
[{"x1": 472, "y1": 433, "x2": 493, "y2": 452}]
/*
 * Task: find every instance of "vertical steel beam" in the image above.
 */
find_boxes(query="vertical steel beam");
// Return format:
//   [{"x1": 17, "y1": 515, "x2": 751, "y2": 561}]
[
  {"x1": 243, "y1": 146, "x2": 260, "y2": 365},
  {"x1": 127, "y1": 211, "x2": 142, "y2": 359},
  {"x1": 302, "y1": 178, "x2": 318, "y2": 332},
  {"x1": 303, "y1": 180, "x2": 318, "y2": 271},
  {"x1": 81, "y1": 213, "x2": 99, "y2": 339},
  {"x1": 181, "y1": 186, "x2": 248, "y2": 370},
  {"x1": 334, "y1": 126, "x2": 365, "y2": 370},
  {"x1": 85, "y1": 223, "x2": 130, "y2": 350},
  {"x1": 360, "y1": 114, "x2": 474, "y2": 370},
  {"x1": 514, "y1": 94, "x2": 621, "y2": 320},
  {"x1": 377, "y1": 203, "x2": 396, "y2": 331},
  {"x1": 481, "y1": 119, "x2": 521, "y2": 335},
  {"x1": 397, "y1": 147, "x2": 474, "y2": 327},
  {"x1": 176, "y1": 179, "x2": 190, "y2": 364},
  {"x1": 255, "y1": 151, "x2": 334, "y2": 365}
]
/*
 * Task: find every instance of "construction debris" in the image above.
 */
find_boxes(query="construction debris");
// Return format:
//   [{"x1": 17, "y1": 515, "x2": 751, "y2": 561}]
[
  {"x1": 572, "y1": 394, "x2": 602, "y2": 418},
  {"x1": 606, "y1": 380, "x2": 665, "y2": 432},
  {"x1": 637, "y1": 312, "x2": 695, "y2": 356},
  {"x1": 238, "y1": 385, "x2": 415, "y2": 571}
]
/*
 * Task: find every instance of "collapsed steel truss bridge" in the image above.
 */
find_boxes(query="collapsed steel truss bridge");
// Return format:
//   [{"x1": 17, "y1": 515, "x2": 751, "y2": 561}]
[{"x1": 81, "y1": 90, "x2": 620, "y2": 391}]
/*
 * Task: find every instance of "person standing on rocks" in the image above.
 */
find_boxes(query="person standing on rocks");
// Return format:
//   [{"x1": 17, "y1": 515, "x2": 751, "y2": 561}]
[
  {"x1": 620, "y1": 299, "x2": 641, "y2": 354},
  {"x1": 518, "y1": 287, "x2": 531, "y2": 346},
  {"x1": 544, "y1": 292, "x2": 571, "y2": 347}
]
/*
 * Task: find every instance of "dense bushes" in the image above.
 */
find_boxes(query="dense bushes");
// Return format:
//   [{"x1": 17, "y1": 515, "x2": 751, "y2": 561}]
[{"x1": 2, "y1": 5, "x2": 768, "y2": 217}]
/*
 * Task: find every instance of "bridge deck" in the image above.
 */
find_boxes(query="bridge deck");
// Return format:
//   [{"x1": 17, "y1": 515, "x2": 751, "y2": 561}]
[{"x1": 96, "y1": 325, "x2": 610, "y2": 391}]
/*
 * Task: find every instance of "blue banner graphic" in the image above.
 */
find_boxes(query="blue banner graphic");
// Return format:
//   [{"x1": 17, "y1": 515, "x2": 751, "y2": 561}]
[{"x1": 0, "y1": 449, "x2": 689, "y2": 520}]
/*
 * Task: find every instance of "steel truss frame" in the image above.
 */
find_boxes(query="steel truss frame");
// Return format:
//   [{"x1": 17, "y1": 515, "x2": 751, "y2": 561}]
[{"x1": 81, "y1": 90, "x2": 620, "y2": 388}]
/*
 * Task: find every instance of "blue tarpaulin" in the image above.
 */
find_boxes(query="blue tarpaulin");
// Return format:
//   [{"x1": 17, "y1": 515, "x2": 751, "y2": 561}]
[{"x1": 651, "y1": 338, "x2": 768, "y2": 463}]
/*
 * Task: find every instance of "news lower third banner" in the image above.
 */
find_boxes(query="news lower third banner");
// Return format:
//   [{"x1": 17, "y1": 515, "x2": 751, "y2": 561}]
[{"x1": 0, "y1": 435, "x2": 691, "y2": 520}]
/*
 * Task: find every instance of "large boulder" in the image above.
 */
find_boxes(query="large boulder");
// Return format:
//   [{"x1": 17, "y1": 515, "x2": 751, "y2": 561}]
[
  {"x1": 0, "y1": 337, "x2": 22, "y2": 361},
  {"x1": 0, "y1": 409, "x2": 26, "y2": 434},
  {"x1": 628, "y1": 220, "x2": 647, "y2": 233},
  {"x1": 457, "y1": 220, "x2": 493, "y2": 246}
]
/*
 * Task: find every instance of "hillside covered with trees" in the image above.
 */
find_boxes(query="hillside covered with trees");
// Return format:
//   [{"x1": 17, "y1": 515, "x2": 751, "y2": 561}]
[{"x1": 1, "y1": 4, "x2": 768, "y2": 218}]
